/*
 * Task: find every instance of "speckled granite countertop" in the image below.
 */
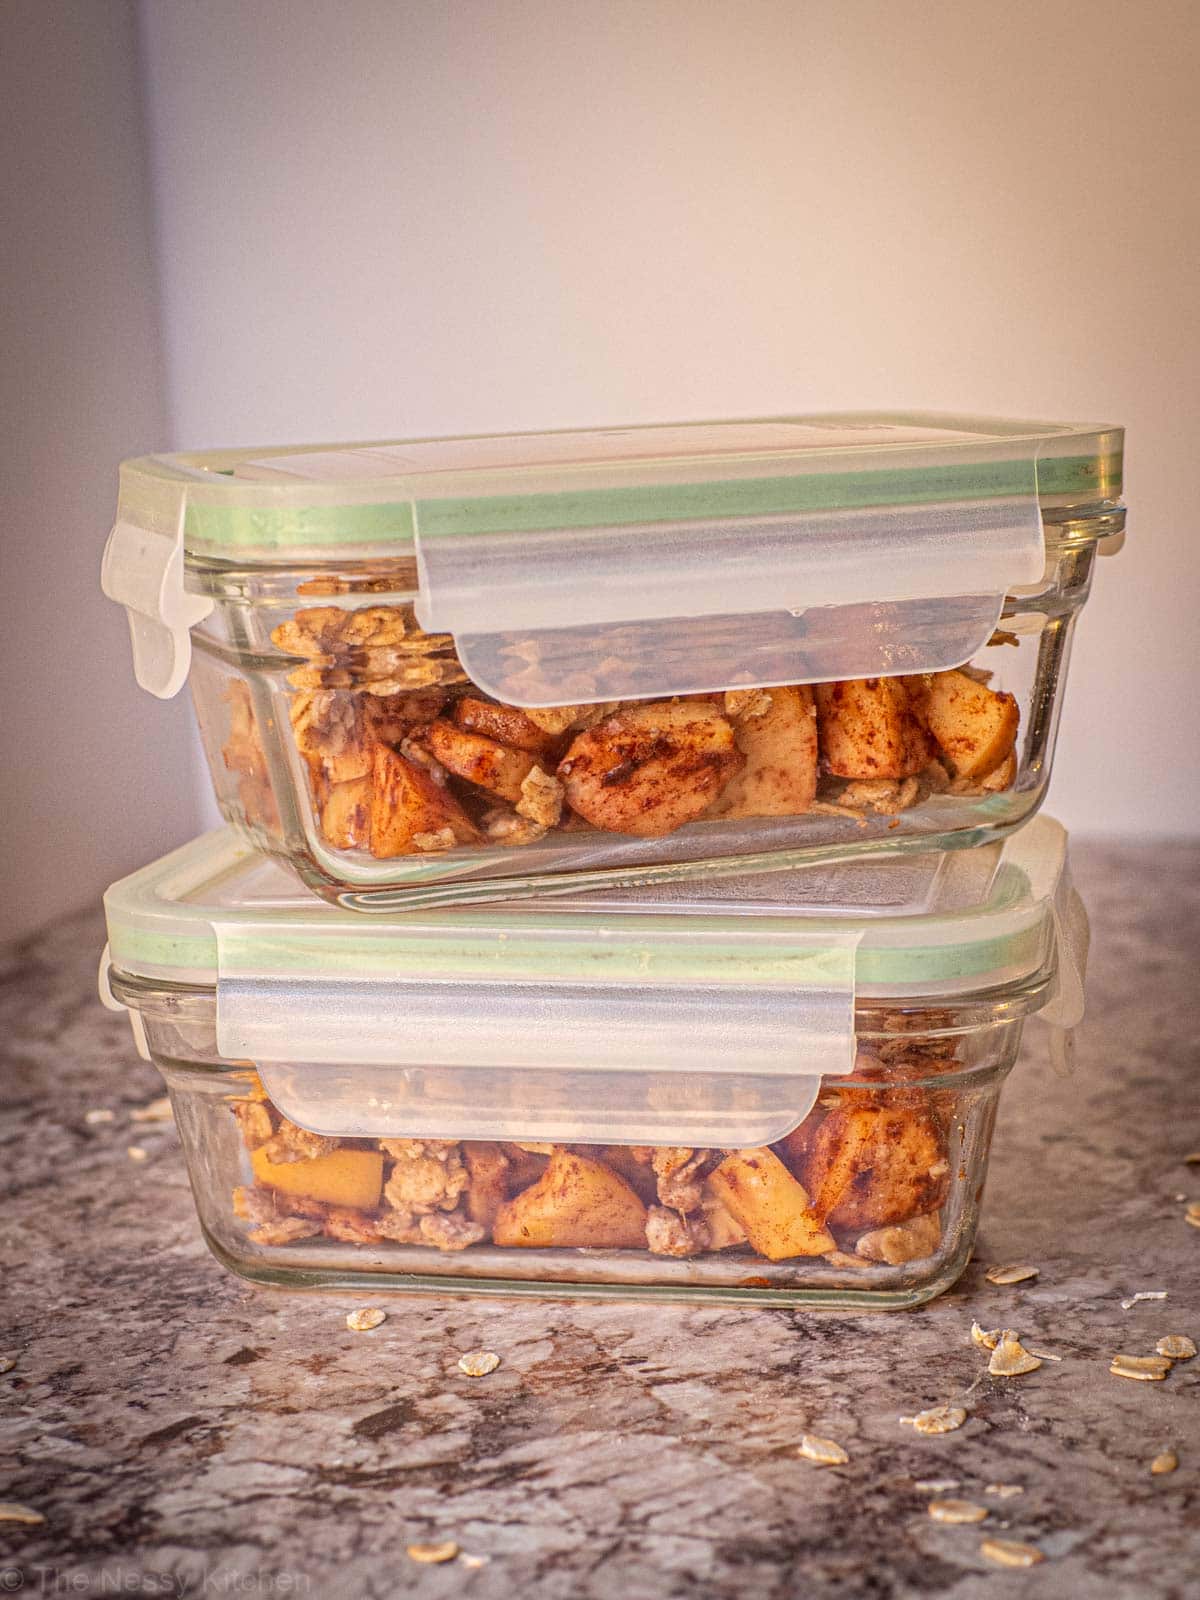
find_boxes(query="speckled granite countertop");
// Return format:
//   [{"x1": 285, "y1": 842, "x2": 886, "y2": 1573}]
[{"x1": 1, "y1": 841, "x2": 1198, "y2": 1600}]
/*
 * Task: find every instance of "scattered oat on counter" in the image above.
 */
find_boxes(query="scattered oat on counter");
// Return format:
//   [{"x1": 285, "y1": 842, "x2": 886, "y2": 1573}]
[
  {"x1": 1110, "y1": 1354, "x2": 1172, "y2": 1381},
  {"x1": 130, "y1": 1095, "x2": 173, "y2": 1123},
  {"x1": 0, "y1": 1357, "x2": 14, "y2": 1374},
  {"x1": 1121, "y1": 1290, "x2": 1167, "y2": 1310},
  {"x1": 985, "y1": 1484, "x2": 1025, "y2": 1498},
  {"x1": 988, "y1": 1332, "x2": 1043, "y2": 1377},
  {"x1": 985, "y1": 1264, "x2": 1039, "y2": 1286},
  {"x1": 457, "y1": 1349, "x2": 501, "y2": 1378},
  {"x1": 127, "y1": 1146, "x2": 148, "y2": 1163},
  {"x1": 1156, "y1": 1335, "x2": 1196, "y2": 1360},
  {"x1": 407, "y1": 1541, "x2": 459, "y2": 1564},
  {"x1": 1185, "y1": 1202, "x2": 1200, "y2": 1228},
  {"x1": 970, "y1": 1321, "x2": 1001, "y2": 1350},
  {"x1": 84, "y1": 1108, "x2": 115, "y2": 1125},
  {"x1": 980, "y1": 1537, "x2": 1044, "y2": 1569},
  {"x1": 904, "y1": 1404, "x2": 967, "y2": 1435},
  {"x1": 0, "y1": 1503, "x2": 44, "y2": 1525},
  {"x1": 797, "y1": 1434, "x2": 849, "y2": 1466},
  {"x1": 1150, "y1": 1450, "x2": 1179, "y2": 1475},
  {"x1": 345, "y1": 1308, "x2": 386, "y2": 1332},
  {"x1": 929, "y1": 1498, "x2": 988, "y2": 1524},
  {"x1": 459, "y1": 1553, "x2": 489, "y2": 1569},
  {"x1": 914, "y1": 1479, "x2": 960, "y2": 1494}
]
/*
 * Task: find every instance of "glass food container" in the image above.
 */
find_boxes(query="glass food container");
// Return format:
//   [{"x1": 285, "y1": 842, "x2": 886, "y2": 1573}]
[
  {"x1": 103, "y1": 413, "x2": 1123, "y2": 908},
  {"x1": 100, "y1": 815, "x2": 1087, "y2": 1309}
]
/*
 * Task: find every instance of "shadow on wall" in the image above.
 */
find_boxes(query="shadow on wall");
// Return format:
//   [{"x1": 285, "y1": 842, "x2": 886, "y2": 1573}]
[{"x1": 0, "y1": 0, "x2": 202, "y2": 945}]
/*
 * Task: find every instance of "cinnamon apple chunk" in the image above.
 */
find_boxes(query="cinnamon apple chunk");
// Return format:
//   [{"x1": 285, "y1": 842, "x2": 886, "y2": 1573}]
[
  {"x1": 707, "y1": 1149, "x2": 834, "y2": 1260},
  {"x1": 815, "y1": 678, "x2": 932, "y2": 779},
  {"x1": 795, "y1": 1106, "x2": 948, "y2": 1231},
  {"x1": 250, "y1": 1146, "x2": 384, "y2": 1211},
  {"x1": 558, "y1": 700, "x2": 743, "y2": 837},
  {"x1": 492, "y1": 1150, "x2": 648, "y2": 1249},
  {"x1": 708, "y1": 685, "x2": 819, "y2": 818},
  {"x1": 426, "y1": 719, "x2": 539, "y2": 803},
  {"x1": 921, "y1": 670, "x2": 1019, "y2": 780},
  {"x1": 369, "y1": 744, "x2": 478, "y2": 857},
  {"x1": 453, "y1": 697, "x2": 561, "y2": 757}
]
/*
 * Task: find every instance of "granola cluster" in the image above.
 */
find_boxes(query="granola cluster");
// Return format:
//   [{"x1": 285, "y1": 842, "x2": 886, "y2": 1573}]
[
  {"x1": 217, "y1": 603, "x2": 1023, "y2": 858},
  {"x1": 228, "y1": 1071, "x2": 951, "y2": 1269}
]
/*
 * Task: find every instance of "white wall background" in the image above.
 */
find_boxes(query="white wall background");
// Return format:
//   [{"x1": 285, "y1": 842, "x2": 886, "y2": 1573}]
[
  {"x1": 0, "y1": 1, "x2": 201, "y2": 946},
  {"x1": 3, "y1": 0, "x2": 1197, "y2": 943}
]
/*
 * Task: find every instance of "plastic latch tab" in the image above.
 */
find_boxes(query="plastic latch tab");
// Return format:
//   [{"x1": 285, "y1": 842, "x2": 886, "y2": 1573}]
[
  {"x1": 1042, "y1": 853, "x2": 1090, "y2": 1076},
  {"x1": 212, "y1": 920, "x2": 862, "y2": 1146},
  {"x1": 101, "y1": 484, "x2": 213, "y2": 700},
  {"x1": 411, "y1": 482, "x2": 1046, "y2": 706},
  {"x1": 97, "y1": 944, "x2": 151, "y2": 1061}
]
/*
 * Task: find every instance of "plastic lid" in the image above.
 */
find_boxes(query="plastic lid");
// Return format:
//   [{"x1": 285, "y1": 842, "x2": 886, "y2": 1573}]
[
  {"x1": 105, "y1": 413, "x2": 1123, "y2": 702},
  {"x1": 101, "y1": 817, "x2": 1085, "y2": 1146}
]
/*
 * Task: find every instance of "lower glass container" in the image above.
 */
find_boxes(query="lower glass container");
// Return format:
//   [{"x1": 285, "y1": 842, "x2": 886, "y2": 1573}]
[{"x1": 115, "y1": 977, "x2": 1036, "y2": 1308}]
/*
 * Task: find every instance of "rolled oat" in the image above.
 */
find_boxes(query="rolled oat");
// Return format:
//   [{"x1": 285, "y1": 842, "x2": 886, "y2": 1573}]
[
  {"x1": 345, "y1": 1308, "x2": 387, "y2": 1332},
  {"x1": 1110, "y1": 1354, "x2": 1172, "y2": 1381},
  {"x1": 457, "y1": 1350, "x2": 501, "y2": 1378},
  {"x1": 984, "y1": 1264, "x2": 1039, "y2": 1286},
  {"x1": 1155, "y1": 1335, "x2": 1196, "y2": 1361},
  {"x1": 980, "y1": 1537, "x2": 1044, "y2": 1568},
  {"x1": 928, "y1": 1499, "x2": 988, "y2": 1524},
  {"x1": 797, "y1": 1435, "x2": 849, "y2": 1466}
]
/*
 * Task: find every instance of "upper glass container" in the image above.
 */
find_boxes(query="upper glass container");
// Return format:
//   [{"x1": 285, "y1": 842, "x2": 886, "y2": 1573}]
[{"x1": 103, "y1": 413, "x2": 1124, "y2": 906}]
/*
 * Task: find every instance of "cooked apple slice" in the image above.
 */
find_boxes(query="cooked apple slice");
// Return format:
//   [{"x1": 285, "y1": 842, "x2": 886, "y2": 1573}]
[
  {"x1": 707, "y1": 1149, "x2": 834, "y2": 1260},
  {"x1": 426, "y1": 719, "x2": 539, "y2": 802},
  {"x1": 797, "y1": 1107, "x2": 948, "y2": 1230},
  {"x1": 369, "y1": 744, "x2": 478, "y2": 857},
  {"x1": 708, "y1": 685, "x2": 819, "y2": 818},
  {"x1": 922, "y1": 670, "x2": 1019, "y2": 780},
  {"x1": 815, "y1": 678, "x2": 932, "y2": 779},
  {"x1": 454, "y1": 697, "x2": 561, "y2": 756},
  {"x1": 558, "y1": 700, "x2": 743, "y2": 837},
  {"x1": 321, "y1": 777, "x2": 373, "y2": 850},
  {"x1": 491, "y1": 1150, "x2": 647, "y2": 1249},
  {"x1": 250, "y1": 1146, "x2": 384, "y2": 1211}
]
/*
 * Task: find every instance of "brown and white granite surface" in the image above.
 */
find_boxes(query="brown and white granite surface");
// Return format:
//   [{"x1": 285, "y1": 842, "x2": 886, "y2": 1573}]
[{"x1": 1, "y1": 841, "x2": 1197, "y2": 1600}]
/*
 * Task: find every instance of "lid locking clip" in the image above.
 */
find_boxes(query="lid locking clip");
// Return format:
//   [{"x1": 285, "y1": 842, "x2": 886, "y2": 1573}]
[{"x1": 101, "y1": 491, "x2": 213, "y2": 699}]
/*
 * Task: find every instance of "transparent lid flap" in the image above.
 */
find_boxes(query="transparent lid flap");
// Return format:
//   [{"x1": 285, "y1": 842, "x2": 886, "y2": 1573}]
[
  {"x1": 215, "y1": 921, "x2": 861, "y2": 1144},
  {"x1": 254, "y1": 1062, "x2": 827, "y2": 1149},
  {"x1": 101, "y1": 475, "x2": 213, "y2": 699},
  {"x1": 413, "y1": 492, "x2": 1045, "y2": 704}
]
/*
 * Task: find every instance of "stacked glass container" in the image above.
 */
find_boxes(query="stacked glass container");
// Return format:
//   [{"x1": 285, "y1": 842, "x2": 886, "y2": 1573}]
[{"x1": 101, "y1": 413, "x2": 1120, "y2": 1306}]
